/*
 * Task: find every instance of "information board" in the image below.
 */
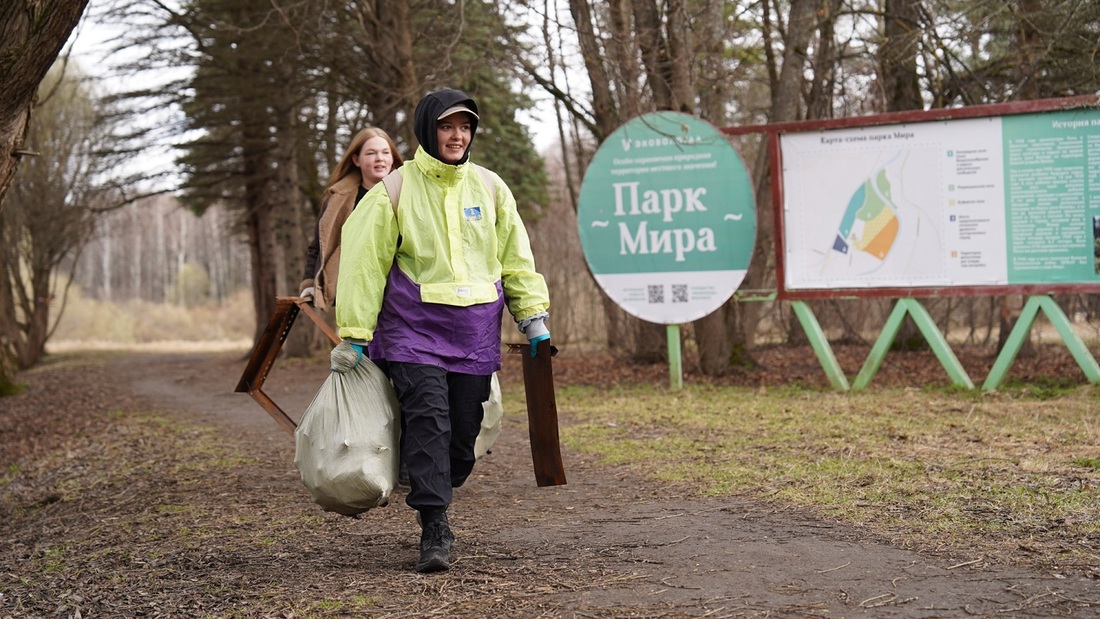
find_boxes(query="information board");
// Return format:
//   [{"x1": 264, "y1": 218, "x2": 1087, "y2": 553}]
[
  {"x1": 780, "y1": 108, "x2": 1100, "y2": 292},
  {"x1": 577, "y1": 112, "x2": 756, "y2": 324}
]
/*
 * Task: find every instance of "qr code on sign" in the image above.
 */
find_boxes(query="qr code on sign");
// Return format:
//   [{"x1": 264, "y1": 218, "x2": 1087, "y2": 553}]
[
  {"x1": 647, "y1": 285, "x2": 664, "y2": 304},
  {"x1": 672, "y1": 284, "x2": 688, "y2": 303}
]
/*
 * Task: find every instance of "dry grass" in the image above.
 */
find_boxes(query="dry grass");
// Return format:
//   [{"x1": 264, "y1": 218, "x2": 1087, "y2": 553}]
[
  {"x1": 544, "y1": 380, "x2": 1100, "y2": 576},
  {"x1": 48, "y1": 288, "x2": 253, "y2": 351}
]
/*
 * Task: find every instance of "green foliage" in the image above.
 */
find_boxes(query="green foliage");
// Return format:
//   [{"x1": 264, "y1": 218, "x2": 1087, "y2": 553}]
[
  {"x1": 1093, "y1": 220, "x2": 1100, "y2": 273},
  {"x1": 124, "y1": 0, "x2": 549, "y2": 217},
  {"x1": 172, "y1": 0, "x2": 317, "y2": 215},
  {"x1": 101, "y1": 0, "x2": 551, "y2": 341},
  {"x1": 727, "y1": 342, "x2": 756, "y2": 370},
  {"x1": 912, "y1": 0, "x2": 1100, "y2": 104}
]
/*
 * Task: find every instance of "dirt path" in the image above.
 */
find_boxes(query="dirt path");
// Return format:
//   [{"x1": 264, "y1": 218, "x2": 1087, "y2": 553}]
[{"x1": 4, "y1": 350, "x2": 1098, "y2": 617}]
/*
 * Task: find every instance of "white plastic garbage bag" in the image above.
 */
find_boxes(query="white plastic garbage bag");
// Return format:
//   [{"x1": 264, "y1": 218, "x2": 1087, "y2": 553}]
[
  {"x1": 475, "y1": 373, "x2": 503, "y2": 459},
  {"x1": 294, "y1": 342, "x2": 400, "y2": 516}
]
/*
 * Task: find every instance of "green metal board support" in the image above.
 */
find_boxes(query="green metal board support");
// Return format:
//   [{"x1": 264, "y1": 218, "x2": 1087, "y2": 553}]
[
  {"x1": 790, "y1": 301, "x2": 850, "y2": 391},
  {"x1": 982, "y1": 295, "x2": 1100, "y2": 391},
  {"x1": 853, "y1": 298, "x2": 974, "y2": 390},
  {"x1": 767, "y1": 295, "x2": 1095, "y2": 391},
  {"x1": 667, "y1": 324, "x2": 683, "y2": 391}
]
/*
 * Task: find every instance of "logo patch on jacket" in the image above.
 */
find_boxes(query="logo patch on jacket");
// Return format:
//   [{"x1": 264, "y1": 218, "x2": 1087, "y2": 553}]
[{"x1": 464, "y1": 206, "x2": 483, "y2": 222}]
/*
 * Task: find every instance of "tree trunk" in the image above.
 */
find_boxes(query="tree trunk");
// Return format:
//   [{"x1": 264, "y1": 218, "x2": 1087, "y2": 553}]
[
  {"x1": 606, "y1": 0, "x2": 641, "y2": 121},
  {"x1": 14, "y1": 263, "x2": 52, "y2": 368},
  {"x1": 0, "y1": 210, "x2": 18, "y2": 385},
  {"x1": 664, "y1": 0, "x2": 694, "y2": 113},
  {"x1": 277, "y1": 99, "x2": 313, "y2": 358},
  {"x1": 247, "y1": 207, "x2": 280, "y2": 349},
  {"x1": 806, "y1": 0, "x2": 842, "y2": 120},
  {"x1": 691, "y1": 0, "x2": 737, "y2": 374},
  {"x1": 697, "y1": 0, "x2": 818, "y2": 375},
  {"x1": 353, "y1": 0, "x2": 419, "y2": 147},
  {"x1": 633, "y1": 0, "x2": 673, "y2": 110},
  {"x1": 991, "y1": 0, "x2": 1044, "y2": 358},
  {"x1": 243, "y1": 132, "x2": 280, "y2": 347},
  {"x1": 569, "y1": 0, "x2": 619, "y2": 140},
  {"x1": 880, "y1": 0, "x2": 923, "y2": 112},
  {"x1": 1013, "y1": 0, "x2": 1042, "y2": 101},
  {"x1": 697, "y1": 0, "x2": 730, "y2": 125},
  {"x1": 390, "y1": 1, "x2": 419, "y2": 149},
  {"x1": 0, "y1": 110, "x2": 31, "y2": 217},
  {"x1": 607, "y1": 0, "x2": 697, "y2": 365},
  {"x1": 571, "y1": 0, "x2": 665, "y2": 362},
  {"x1": 601, "y1": 295, "x2": 667, "y2": 363},
  {"x1": 0, "y1": 0, "x2": 90, "y2": 211}
]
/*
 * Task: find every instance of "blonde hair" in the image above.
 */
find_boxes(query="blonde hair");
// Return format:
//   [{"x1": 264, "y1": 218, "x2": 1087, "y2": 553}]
[{"x1": 327, "y1": 127, "x2": 404, "y2": 188}]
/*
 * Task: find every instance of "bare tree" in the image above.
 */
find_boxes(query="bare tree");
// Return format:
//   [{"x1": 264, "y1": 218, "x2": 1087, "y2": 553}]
[
  {"x1": 557, "y1": 0, "x2": 699, "y2": 362},
  {"x1": 1, "y1": 63, "x2": 120, "y2": 369},
  {"x1": 75, "y1": 196, "x2": 250, "y2": 305},
  {"x1": 0, "y1": 0, "x2": 89, "y2": 389}
]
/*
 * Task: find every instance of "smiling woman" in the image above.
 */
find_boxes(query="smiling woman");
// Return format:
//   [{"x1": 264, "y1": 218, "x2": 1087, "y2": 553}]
[
  {"x1": 299, "y1": 127, "x2": 403, "y2": 312},
  {"x1": 435, "y1": 110, "x2": 475, "y2": 165},
  {"x1": 335, "y1": 88, "x2": 552, "y2": 573}
]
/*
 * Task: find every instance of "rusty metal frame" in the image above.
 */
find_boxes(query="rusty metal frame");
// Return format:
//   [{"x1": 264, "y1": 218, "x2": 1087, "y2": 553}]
[
  {"x1": 234, "y1": 297, "x2": 340, "y2": 436},
  {"x1": 506, "y1": 342, "x2": 565, "y2": 486}
]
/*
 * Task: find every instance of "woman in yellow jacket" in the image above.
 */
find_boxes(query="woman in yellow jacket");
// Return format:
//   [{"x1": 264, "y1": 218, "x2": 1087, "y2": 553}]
[{"x1": 337, "y1": 88, "x2": 550, "y2": 573}]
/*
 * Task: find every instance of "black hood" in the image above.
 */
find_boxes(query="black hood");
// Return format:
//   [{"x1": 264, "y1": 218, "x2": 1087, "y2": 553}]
[{"x1": 413, "y1": 88, "x2": 479, "y2": 165}]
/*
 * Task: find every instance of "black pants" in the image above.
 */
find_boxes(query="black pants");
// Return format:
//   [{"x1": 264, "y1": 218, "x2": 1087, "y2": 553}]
[{"x1": 386, "y1": 362, "x2": 490, "y2": 512}]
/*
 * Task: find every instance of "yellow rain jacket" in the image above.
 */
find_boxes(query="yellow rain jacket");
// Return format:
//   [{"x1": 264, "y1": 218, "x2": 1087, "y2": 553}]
[{"x1": 336, "y1": 147, "x2": 549, "y2": 373}]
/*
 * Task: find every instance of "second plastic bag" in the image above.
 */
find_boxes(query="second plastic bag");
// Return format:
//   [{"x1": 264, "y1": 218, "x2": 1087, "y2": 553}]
[{"x1": 475, "y1": 373, "x2": 503, "y2": 459}]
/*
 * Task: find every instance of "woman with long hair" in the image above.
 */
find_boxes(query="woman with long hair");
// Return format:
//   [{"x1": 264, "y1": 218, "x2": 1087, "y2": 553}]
[{"x1": 299, "y1": 127, "x2": 404, "y2": 310}]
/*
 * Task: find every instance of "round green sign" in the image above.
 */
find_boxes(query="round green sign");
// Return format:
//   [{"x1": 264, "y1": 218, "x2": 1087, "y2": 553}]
[{"x1": 577, "y1": 112, "x2": 757, "y2": 324}]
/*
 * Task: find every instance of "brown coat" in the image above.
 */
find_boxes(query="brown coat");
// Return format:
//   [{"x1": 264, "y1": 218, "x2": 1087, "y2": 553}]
[{"x1": 301, "y1": 175, "x2": 362, "y2": 311}]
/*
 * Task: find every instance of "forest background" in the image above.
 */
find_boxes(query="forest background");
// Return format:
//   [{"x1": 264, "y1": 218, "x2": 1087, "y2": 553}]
[{"x1": 4, "y1": 0, "x2": 1100, "y2": 391}]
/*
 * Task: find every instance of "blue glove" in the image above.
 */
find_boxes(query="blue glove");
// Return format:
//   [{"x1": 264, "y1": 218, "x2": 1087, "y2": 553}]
[
  {"x1": 349, "y1": 342, "x2": 366, "y2": 359},
  {"x1": 521, "y1": 314, "x2": 550, "y2": 358},
  {"x1": 528, "y1": 332, "x2": 550, "y2": 357}
]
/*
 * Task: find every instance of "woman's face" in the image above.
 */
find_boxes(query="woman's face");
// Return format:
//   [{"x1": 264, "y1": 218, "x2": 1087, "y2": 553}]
[
  {"x1": 353, "y1": 136, "x2": 395, "y2": 187},
  {"x1": 436, "y1": 112, "x2": 473, "y2": 165}
]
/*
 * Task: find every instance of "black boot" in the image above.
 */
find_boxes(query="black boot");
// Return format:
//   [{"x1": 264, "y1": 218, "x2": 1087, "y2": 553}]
[{"x1": 416, "y1": 512, "x2": 454, "y2": 573}]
